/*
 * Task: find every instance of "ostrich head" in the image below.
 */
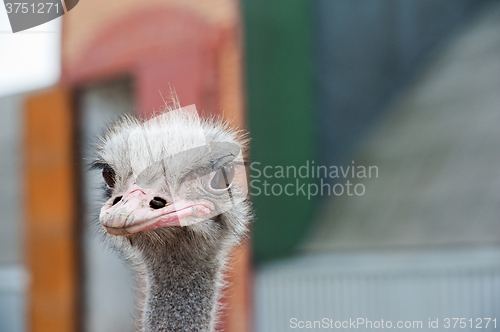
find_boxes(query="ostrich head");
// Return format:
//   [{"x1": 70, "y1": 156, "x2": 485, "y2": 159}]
[
  {"x1": 93, "y1": 105, "x2": 251, "y2": 331},
  {"x1": 95, "y1": 105, "x2": 250, "y2": 249},
  {"x1": 94, "y1": 106, "x2": 251, "y2": 331}
]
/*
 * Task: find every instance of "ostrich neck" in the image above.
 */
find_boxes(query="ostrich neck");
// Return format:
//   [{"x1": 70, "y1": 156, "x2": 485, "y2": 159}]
[{"x1": 137, "y1": 242, "x2": 225, "y2": 332}]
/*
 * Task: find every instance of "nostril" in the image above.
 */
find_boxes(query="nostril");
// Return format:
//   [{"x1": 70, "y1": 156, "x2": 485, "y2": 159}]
[
  {"x1": 112, "y1": 196, "x2": 122, "y2": 206},
  {"x1": 150, "y1": 197, "x2": 167, "y2": 209}
]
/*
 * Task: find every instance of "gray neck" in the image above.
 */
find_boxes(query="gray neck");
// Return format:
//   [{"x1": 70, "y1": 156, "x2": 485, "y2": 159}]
[{"x1": 136, "y1": 238, "x2": 226, "y2": 332}]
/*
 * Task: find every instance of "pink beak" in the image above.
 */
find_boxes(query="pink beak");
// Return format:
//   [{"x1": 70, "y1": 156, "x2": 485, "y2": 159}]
[{"x1": 100, "y1": 184, "x2": 211, "y2": 236}]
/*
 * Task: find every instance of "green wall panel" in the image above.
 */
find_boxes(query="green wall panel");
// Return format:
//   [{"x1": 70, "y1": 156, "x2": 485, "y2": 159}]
[{"x1": 242, "y1": 0, "x2": 316, "y2": 261}]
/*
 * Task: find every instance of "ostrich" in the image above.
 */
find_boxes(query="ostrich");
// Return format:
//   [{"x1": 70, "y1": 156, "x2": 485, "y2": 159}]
[{"x1": 93, "y1": 104, "x2": 251, "y2": 332}]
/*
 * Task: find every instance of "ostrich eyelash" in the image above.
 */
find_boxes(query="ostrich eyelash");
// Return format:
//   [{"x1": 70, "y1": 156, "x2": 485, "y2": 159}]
[{"x1": 91, "y1": 161, "x2": 112, "y2": 170}]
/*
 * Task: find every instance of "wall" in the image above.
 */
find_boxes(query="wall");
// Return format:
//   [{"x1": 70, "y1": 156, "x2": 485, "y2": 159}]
[
  {"x1": 0, "y1": 94, "x2": 27, "y2": 331},
  {"x1": 78, "y1": 78, "x2": 136, "y2": 332},
  {"x1": 244, "y1": 0, "x2": 492, "y2": 261},
  {"x1": 243, "y1": 0, "x2": 316, "y2": 262},
  {"x1": 313, "y1": 0, "x2": 490, "y2": 170}
]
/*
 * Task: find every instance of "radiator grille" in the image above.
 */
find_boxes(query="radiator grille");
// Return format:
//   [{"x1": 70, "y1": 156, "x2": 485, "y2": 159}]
[{"x1": 255, "y1": 249, "x2": 500, "y2": 331}]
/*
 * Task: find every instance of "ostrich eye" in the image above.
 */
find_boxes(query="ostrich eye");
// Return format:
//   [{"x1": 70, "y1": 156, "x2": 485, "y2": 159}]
[
  {"x1": 102, "y1": 166, "x2": 116, "y2": 188},
  {"x1": 210, "y1": 165, "x2": 235, "y2": 190}
]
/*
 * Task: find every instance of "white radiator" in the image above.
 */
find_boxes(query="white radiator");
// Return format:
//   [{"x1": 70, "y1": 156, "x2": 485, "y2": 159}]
[
  {"x1": 255, "y1": 248, "x2": 500, "y2": 331},
  {"x1": 0, "y1": 265, "x2": 27, "y2": 332}
]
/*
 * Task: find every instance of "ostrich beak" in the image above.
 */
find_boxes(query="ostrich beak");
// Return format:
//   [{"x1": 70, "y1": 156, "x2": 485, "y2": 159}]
[{"x1": 99, "y1": 184, "x2": 212, "y2": 236}]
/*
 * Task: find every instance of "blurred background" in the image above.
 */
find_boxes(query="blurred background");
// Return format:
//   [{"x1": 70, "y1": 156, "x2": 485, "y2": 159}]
[{"x1": 1, "y1": 0, "x2": 500, "y2": 331}]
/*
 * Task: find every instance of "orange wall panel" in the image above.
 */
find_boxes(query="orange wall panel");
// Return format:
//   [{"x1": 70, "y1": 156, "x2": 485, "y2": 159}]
[{"x1": 25, "y1": 88, "x2": 79, "y2": 332}]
